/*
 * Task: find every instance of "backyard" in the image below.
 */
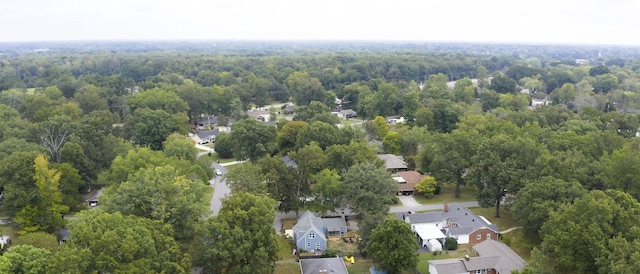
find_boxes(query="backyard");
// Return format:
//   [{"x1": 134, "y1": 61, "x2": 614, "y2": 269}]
[{"x1": 413, "y1": 183, "x2": 477, "y2": 205}]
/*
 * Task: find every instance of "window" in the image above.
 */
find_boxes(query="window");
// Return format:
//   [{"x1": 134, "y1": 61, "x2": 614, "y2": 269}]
[
  {"x1": 307, "y1": 242, "x2": 311, "y2": 248},
  {"x1": 487, "y1": 233, "x2": 492, "y2": 239},
  {"x1": 309, "y1": 232, "x2": 315, "y2": 239},
  {"x1": 476, "y1": 234, "x2": 481, "y2": 240},
  {"x1": 474, "y1": 270, "x2": 482, "y2": 274},
  {"x1": 316, "y1": 242, "x2": 321, "y2": 249}
]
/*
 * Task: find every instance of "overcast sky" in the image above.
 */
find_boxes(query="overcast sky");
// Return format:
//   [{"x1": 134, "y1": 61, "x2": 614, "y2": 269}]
[{"x1": 2, "y1": 0, "x2": 639, "y2": 45}]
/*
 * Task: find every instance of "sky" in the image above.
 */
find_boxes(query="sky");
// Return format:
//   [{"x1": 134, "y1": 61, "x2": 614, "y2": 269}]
[{"x1": 2, "y1": 0, "x2": 640, "y2": 45}]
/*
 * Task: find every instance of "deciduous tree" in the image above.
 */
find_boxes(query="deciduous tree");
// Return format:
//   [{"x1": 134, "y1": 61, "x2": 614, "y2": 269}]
[{"x1": 368, "y1": 218, "x2": 418, "y2": 274}]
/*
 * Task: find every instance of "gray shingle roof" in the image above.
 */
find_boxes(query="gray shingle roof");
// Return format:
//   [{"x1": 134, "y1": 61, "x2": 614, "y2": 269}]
[
  {"x1": 283, "y1": 155, "x2": 298, "y2": 168},
  {"x1": 428, "y1": 258, "x2": 469, "y2": 274},
  {"x1": 404, "y1": 203, "x2": 499, "y2": 234},
  {"x1": 473, "y1": 239, "x2": 527, "y2": 273},
  {"x1": 300, "y1": 257, "x2": 348, "y2": 274},
  {"x1": 196, "y1": 129, "x2": 219, "y2": 139},
  {"x1": 322, "y1": 217, "x2": 346, "y2": 233},
  {"x1": 293, "y1": 211, "x2": 324, "y2": 237},
  {"x1": 377, "y1": 154, "x2": 407, "y2": 169}
]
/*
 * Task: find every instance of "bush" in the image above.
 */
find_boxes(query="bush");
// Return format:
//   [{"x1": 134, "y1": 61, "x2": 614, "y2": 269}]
[
  {"x1": 322, "y1": 249, "x2": 340, "y2": 258},
  {"x1": 444, "y1": 237, "x2": 458, "y2": 250}
]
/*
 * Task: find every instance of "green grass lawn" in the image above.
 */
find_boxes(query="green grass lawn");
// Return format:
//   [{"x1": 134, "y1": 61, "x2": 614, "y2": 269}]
[
  {"x1": 416, "y1": 245, "x2": 476, "y2": 274},
  {"x1": 275, "y1": 261, "x2": 301, "y2": 274},
  {"x1": 203, "y1": 152, "x2": 237, "y2": 164},
  {"x1": 413, "y1": 184, "x2": 477, "y2": 205},
  {"x1": 468, "y1": 206, "x2": 519, "y2": 230}
]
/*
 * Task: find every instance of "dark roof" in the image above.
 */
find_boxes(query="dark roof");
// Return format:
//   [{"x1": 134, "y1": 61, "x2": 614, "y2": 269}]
[
  {"x1": 197, "y1": 116, "x2": 237, "y2": 126},
  {"x1": 429, "y1": 258, "x2": 470, "y2": 274},
  {"x1": 473, "y1": 239, "x2": 527, "y2": 273},
  {"x1": 322, "y1": 217, "x2": 347, "y2": 232},
  {"x1": 196, "y1": 129, "x2": 219, "y2": 139},
  {"x1": 300, "y1": 257, "x2": 348, "y2": 274},
  {"x1": 59, "y1": 228, "x2": 70, "y2": 240},
  {"x1": 283, "y1": 155, "x2": 298, "y2": 168},
  {"x1": 404, "y1": 203, "x2": 499, "y2": 234}
]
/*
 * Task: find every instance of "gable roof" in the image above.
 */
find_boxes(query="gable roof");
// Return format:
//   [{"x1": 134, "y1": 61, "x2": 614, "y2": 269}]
[
  {"x1": 283, "y1": 155, "x2": 298, "y2": 168},
  {"x1": 196, "y1": 129, "x2": 219, "y2": 139},
  {"x1": 473, "y1": 239, "x2": 527, "y2": 273},
  {"x1": 300, "y1": 257, "x2": 348, "y2": 274},
  {"x1": 377, "y1": 154, "x2": 407, "y2": 170},
  {"x1": 197, "y1": 116, "x2": 237, "y2": 126},
  {"x1": 397, "y1": 171, "x2": 423, "y2": 185},
  {"x1": 293, "y1": 211, "x2": 325, "y2": 237},
  {"x1": 405, "y1": 204, "x2": 499, "y2": 235}
]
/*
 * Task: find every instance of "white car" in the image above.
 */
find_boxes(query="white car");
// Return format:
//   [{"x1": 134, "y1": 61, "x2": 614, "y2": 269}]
[{"x1": 215, "y1": 170, "x2": 223, "y2": 176}]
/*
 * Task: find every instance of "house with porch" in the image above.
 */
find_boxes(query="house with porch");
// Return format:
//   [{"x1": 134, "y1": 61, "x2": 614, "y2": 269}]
[
  {"x1": 293, "y1": 211, "x2": 347, "y2": 252},
  {"x1": 402, "y1": 203, "x2": 498, "y2": 245}
]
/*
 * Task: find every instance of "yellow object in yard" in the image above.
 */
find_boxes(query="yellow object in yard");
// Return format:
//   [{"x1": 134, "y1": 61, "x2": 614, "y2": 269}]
[{"x1": 344, "y1": 256, "x2": 355, "y2": 264}]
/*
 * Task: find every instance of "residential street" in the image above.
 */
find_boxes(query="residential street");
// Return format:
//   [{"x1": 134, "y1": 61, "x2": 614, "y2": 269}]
[{"x1": 208, "y1": 163, "x2": 231, "y2": 216}]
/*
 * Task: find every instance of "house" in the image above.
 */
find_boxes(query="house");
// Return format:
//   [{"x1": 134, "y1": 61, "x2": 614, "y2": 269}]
[
  {"x1": 283, "y1": 105, "x2": 295, "y2": 115},
  {"x1": 530, "y1": 98, "x2": 548, "y2": 108},
  {"x1": 86, "y1": 188, "x2": 104, "y2": 208},
  {"x1": 58, "y1": 228, "x2": 70, "y2": 244},
  {"x1": 428, "y1": 239, "x2": 526, "y2": 274},
  {"x1": 196, "y1": 116, "x2": 236, "y2": 128},
  {"x1": 377, "y1": 154, "x2": 408, "y2": 172},
  {"x1": 331, "y1": 109, "x2": 357, "y2": 119},
  {"x1": 386, "y1": 116, "x2": 405, "y2": 125},
  {"x1": 247, "y1": 110, "x2": 271, "y2": 122},
  {"x1": 191, "y1": 129, "x2": 218, "y2": 144},
  {"x1": 300, "y1": 257, "x2": 349, "y2": 274},
  {"x1": 402, "y1": 204, "x2": 498, "y2": 245},
  {"x1": 293, "y1": 211, "x2": 348, "y2": 252},
  {"x1": 283, "y1": 155, "x2": 298, "y2": 168},
  {"x1": 396, "y1": 171, "x2": 422, "y2": 195}
]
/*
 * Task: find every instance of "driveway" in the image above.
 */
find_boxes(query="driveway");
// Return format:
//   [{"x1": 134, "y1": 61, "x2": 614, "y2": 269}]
[
  {"x1": 398, "y1": 195, "x2": 420, "y2": 207},
  {"x1": 208, "y1": 163, "x2": 231, "y2": 216}
]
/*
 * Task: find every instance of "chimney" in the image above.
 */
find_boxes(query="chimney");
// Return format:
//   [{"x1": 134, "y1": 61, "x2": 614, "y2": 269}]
[
  {"x1": 464, "y1": 255, "x2": 470, "y2": 261},
  {"x1": 444, "y1": 203, "x2": 449, "y2": 212}
]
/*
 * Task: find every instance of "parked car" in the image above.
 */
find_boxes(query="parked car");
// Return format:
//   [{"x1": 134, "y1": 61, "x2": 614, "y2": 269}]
[{"x1": 215, "y1": 170, "x2": 223, "y2": 176}]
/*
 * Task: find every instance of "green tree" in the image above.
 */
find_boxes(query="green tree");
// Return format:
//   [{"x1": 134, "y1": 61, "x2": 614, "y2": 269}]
[
  {"x1": 213, "y1": 132, "x2": 234, "y2": 158},
  {"x1": 162, "y1": 133, "x2": 197, "y2": 161},
  {"x1": 310, "y1": 168, "x2": 344, "y2": 214},
  {"x1": 490, "y1": 74, "x2": 517, "y2": 94},
  {"x1": 0, "y1": 151, "x2": 39, "y2": 218},
  {"x1": 276, "y1": 120, "x2": 307, "y2": 153},
  {"x1": 49, "y1": 210, "x2": 191, "y2": 273},
  {"x1": 100, "y1": 165, "x2": 209, "y2": 239},
  {"x1": 225, "y1": 162, "x2": 268, "y2": 195},
  {"x1": 343, "y1": 162, "x2": 398, "y2": 215},
  {"x1": 15, "y1": 155, "x2": 69, "y2": 233},
  {"x1": 599, "y1": 143, "x2": 640, "y2": 199},
  {"x1": 371, "y1": 116, "x2": 390, "y2": 140},
  {"x1": 368, "y1": 218, "x2": 418, "y2": 274},
  {"x1": 533, "y1": 190, "x2": 640, "y2": 274},
  {"x1": 52, "y1": 162, "x2": 84, "y2": 211},
  {"x1": 1, "y1": 244, "x2": 51, "y2": 274},
  {"x1": 468, "y1": 135, "x2": 540, "y2": 217},
  {"x1": 416, "y1": 176, "x2": 437, "y2": 198},
  {"x1": 428, "y1": 131, "x2": 478, "y2": 198},
  {"x1": 286, "y1": 71, "x2": 331, "y2": 106},
  {"x1": 229, "y1": 118, "x2": 277, "y2": 162},
  {"x1": 127, "y1": 108, "x2": 188, "y2": 150},
  {"x1": 127, "y1": 87, "x2": 189, "y2": 114},
  {"x1": 195, "y1": 193, "x2": 277, "y2": 274},
  {"x1": 324, "y1": 141, "x2": 380, "y2": 171},
  {"x1": 413, "y1": 107, "x2": 434, "y2": 128},
  {"x1": 15, "y1": 232, "x2": 59, "y2": 253},
  {"x1": 295, "y1": 121, "x2": 345, "y2": 150},
  {"x1": 509, "y1": 177, "x2": 586, "y2": 238},
  {"x1": 431, "y1": 99, "x2": 463, "y2": 133},
  {"x1": 382, "y1": 131, "x2": 401, "y2": 154}
]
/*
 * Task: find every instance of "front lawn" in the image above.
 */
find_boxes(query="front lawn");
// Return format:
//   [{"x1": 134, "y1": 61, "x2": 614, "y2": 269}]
[{"x1": 413, "y1": 184, "x2": 477, "y2": 205}]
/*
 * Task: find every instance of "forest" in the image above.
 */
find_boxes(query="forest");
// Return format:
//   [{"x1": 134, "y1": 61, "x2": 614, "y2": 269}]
[{"x1": 1, "y1": 40, "x2": 640, "y2": 273}]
